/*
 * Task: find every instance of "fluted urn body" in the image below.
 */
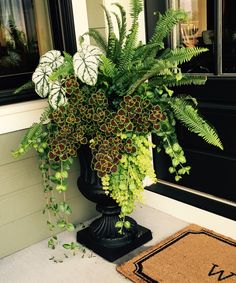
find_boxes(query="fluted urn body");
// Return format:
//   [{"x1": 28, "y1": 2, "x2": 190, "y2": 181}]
[{"x1": 76, "y1": 145, "x2": 152, "y2": 261}]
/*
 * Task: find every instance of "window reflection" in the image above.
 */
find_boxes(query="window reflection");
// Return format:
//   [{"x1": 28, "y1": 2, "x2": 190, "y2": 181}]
[
  {"x1": 0, "y1": 0, "x2": 52, "y2": 76},
  {"x1": 176, "y1": 0, "x2": 214, "y2": 73}
]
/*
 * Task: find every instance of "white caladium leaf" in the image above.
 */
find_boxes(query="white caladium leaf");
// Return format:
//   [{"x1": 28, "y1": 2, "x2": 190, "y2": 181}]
[
  {"x1": 32, "y1": 65, "x2": 53, "y2": 97},
  {"x1": 39, "y1": 50, "x2": 64, "y2": 70},
  {"x1": 73, "y1": 44, "x2": 102, "y2": 86},
  {"x1": 48, "y1": 81, "x2": 67, "y2": 109}
]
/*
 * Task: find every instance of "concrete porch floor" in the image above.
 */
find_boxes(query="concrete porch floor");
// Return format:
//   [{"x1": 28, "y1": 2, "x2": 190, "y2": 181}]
[
  {"x1": 0, "y1": 204, "x2": 189, "y2": 283},
  {"x1": 1, "y1": 189, "x2": 236, "y2": 283}
]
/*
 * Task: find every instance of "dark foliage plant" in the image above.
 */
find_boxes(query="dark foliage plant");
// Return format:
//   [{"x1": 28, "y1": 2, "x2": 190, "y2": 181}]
[{"x1": 13, "y1": 0, "x2": 222, "y2": 255}]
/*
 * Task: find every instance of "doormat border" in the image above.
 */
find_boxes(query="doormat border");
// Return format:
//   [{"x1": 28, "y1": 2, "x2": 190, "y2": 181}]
[{"x1": 117, "y1": 224, "x2": 236, "y2": 283}]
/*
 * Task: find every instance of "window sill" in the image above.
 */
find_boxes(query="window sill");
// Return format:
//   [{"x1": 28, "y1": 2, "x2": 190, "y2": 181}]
[{"x1": 0, "y1": 99, "x2": 47, "y2": 135}]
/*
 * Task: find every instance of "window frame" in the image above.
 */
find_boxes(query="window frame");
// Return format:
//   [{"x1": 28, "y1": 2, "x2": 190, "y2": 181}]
[
  {"x1": 0, "y1": 0, "x2": 77, "y2": 106},
  {"x1": 144, "y1": 0, "x2": 236, "y2": 221}
]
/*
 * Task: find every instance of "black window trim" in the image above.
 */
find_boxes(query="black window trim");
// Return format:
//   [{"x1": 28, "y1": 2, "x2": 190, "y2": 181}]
[{"x1": 144, "y1": 0, "x2": 236, "y2": 220}]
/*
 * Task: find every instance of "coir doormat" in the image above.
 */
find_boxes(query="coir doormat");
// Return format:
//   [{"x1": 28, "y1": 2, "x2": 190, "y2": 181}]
[{"x1": 117, "y1": 224, "x2": 236, "y2": 283}]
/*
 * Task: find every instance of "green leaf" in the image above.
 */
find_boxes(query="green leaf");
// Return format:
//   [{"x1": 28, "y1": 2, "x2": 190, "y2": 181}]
[
  {"x1": 124, "y1": 221, "x2": 131, "y2": 229},
  {"x1": 57, "y1": 220, "x2": 66, "y2": 228},
  {"x1": 73, "y1": 44, "x2": 102, "y2": 86},
  {"x1": 100, "y1": 54, "x2": 116, "y2": 77},
  {"x1": 162, "y1": 47, "x2": 208, "y2": 65},
  {"x1": 63, "y1": 243, "x2": 71, "y2": 250},
  {"x1": 14, "y1": 81, "x2": 34, "y2": 94},
  {"x1": 48, "y1": 238, "x2": 56, "y2": 249},
  {"x1": 149, "y1": 10, "x2": 187, "y2": 47},
  {"x1": 169, "y1": 98, "x2": 223, "y2": 150},
  {"x1": 115, "y1": 221, "x2": 123, "y2": 228},
  {"x1": 66, "y1": 223, "x2": 75, "y2": 232},
  {"x1": 84, "y1": 28, "x2": 107, "y2": 52},
  {"x1": 70, "y1": 242, "x2": 79, "y2": 250}
]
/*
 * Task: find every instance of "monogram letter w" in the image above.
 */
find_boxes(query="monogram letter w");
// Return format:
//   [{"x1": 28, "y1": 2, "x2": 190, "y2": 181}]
[{"x1": 208, "y1": 264, "x2": 236, "y2": 281}]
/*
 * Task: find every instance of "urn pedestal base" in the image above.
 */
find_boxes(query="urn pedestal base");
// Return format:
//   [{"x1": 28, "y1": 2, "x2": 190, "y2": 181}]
[
  {"x1": 77, "y1": 145, "x2": 153, "y2": 262},
  {"x1": 77, "y1": 224, "x2": 152, "y2": 262}
]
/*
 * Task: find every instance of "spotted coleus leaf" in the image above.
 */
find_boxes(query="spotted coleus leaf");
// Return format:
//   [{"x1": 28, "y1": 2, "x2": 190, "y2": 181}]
[
  {"x1": 73, "y1": 44, "x2": 102, "y2": 86},
  {"x1": 32, "y1": 65, "x2": 53, "y2": 98},
  {"x1": 39, "y1": 50, "x2": 64, "y2": 69},
  {"x1": 48, "y1": 81, "x2": 67, "y2": 109}
]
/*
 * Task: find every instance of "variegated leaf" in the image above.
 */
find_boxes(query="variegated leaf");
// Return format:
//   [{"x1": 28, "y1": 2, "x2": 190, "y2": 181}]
[
  {"x1": 48, "y1": 81, "x2": 67, "y2": 109},
  {"x1": 73, "y1": 45, "x2": 102, "y2": 86},
  {"x1": 32, "y1": 65, "x2": 53, "y2": 97},
  {"x1": 39, "y1": 50, "x2": 64, "y2": 69}
]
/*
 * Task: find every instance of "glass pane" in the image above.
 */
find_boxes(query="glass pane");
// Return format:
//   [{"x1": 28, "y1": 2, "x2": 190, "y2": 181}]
[
  {"x1": 222, "y1": 0, "x2": 236, "y2": 73},
  {"x1": 176, "y1": 0, "x2": 214, "y2": 73},
  {"x1": 0, "y1": 0, "x2": 52, "y2": 76}
]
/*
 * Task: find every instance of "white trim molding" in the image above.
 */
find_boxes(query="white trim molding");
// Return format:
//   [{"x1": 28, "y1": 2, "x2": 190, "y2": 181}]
[
  {"x1": 144, "y1": 190, "x2": 236, "y2": 239},
  {"x1": 0, "y1": 100, "x2": 47, "y2": 134}
]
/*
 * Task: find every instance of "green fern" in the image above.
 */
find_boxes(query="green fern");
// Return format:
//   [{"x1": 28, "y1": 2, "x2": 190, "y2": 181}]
[
  {"x1": 127, "y1": 59, "x2": 176, "y2": 95},
  {"x1": 101, "y1": 5, "x2": 117, "y2": 59},
  {"x1": 49, "y1": 53, "x2": 73, "y2": 81},
  {"x1": 118, "y1": 25, "x2": 138, "y2": 70},
  {"x1": 162, "y1": 47, "x2": 208, "y2": 65},
  {"x1": 12, "y1": 108, "x2": 50, "y2": 158},
  {"x1": 111, "y1": 4, "x2": 127, "y2": 62},
  {"x1": 118, "y1": 0, "x2": 143, "y2": 70},
  {"x1": 113, "y1": 3, "x2": 127, "y2": 49},
  {"x1": 130, "y1": 0, "x2": 143, "y2": 21},
  {"x1": 40, "y1": 107, "x2": 50, "y2": 123},
  {"x1": 169, "y1": 98, "x2": 223, "y2": 149},
  {"x1": 100, "y1": 54, "x2": 117, "y2": 78},
  {"x1": 151, "y1": 74, "x2": 207, "y2": 88},
  {"x1": 134, "y1": 42, "x2": 164, "y2": 61},
  {"x1": 149, "y1": 10, "x2": 187, "y2": 48},
  {"x1": 14, "y1": 81, "x2": 34, "y2": 94},
  {"x1": 84, "y1": 28, "x2": 107, "y2": 52},
  {"x1": 12, "y1": 123, "x2": 43, "y2": 158}
]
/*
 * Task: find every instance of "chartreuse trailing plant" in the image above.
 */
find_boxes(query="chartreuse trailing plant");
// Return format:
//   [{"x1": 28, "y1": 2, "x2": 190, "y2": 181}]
[{"x1": 13, "y1": 0, "x2": 223, "y2": 252}]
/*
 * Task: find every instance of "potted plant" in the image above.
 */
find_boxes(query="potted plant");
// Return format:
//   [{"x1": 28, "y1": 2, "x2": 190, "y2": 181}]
[{"x1": 13, "y1": 0, "x2": 222, "y2": 261}]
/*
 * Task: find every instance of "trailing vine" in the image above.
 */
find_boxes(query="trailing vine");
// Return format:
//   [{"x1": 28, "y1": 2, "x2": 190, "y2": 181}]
[{"x1": 101, "y1": 134, "x2": 157, "y2": 232}]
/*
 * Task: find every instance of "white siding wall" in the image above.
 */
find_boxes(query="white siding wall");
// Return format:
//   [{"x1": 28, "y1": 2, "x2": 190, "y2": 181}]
[{"x1": 0, "y1": 130, "x2": 97, "y2": 258}]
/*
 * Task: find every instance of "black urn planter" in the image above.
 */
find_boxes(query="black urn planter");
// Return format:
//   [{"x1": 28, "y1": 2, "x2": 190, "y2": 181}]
[{"x1": 76, "y1": 145, "x2": 152, "y2": 262}]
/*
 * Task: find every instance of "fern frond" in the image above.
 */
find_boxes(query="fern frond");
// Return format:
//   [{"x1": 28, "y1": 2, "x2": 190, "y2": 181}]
[
  {"x1": 134, "y1": 42, "x2": 164, "y2": 60},
  {"x1": 14, "y1": 81, "x2": 34, "y2": 94},
  {"x1": 101, "y1": 4, "x2": 117, "y2": 59},
  {"x1": 112, "y1": 12, "x2": 121, "y2": 32},
  {"x1": 113, "y1": 3, "x2": 127, "y2": 48},
  {"x1": 84, "y1": 28, "x2": 107, "y2": 52},
  {"x1": 49, "y1": 55, "x2": 73, "y2": 81},
  {"x1": 111, "y1": 6, "x2": 129, "y2": 63},
  {"x1": 12, "y1": 123, "x2": 43, "y2": 158},
  {"x1": 130, "y1": 0, "x2": 143, "y2": 21},
  {"x1": 117, "y1": 0, "x2": 143, "y2": 70},
  {"x1": 152, "y1": 74, "x2": 207, "y2": 88},
  {"x1": 12, "y1": 108, "x2": 50, "y2": 158},
  {"x1": 118, "y1": 25, "x2": 138, "y2": 70},
  {"x1": 127, "y1": 60, "x2": 175, "y2": 95},
  {"x1": 149, "y1": 10, "x2": 187, "y2": 49},
  {"x1": 162, "y1": 47, "x2": 208, "y2": 65},
  {"x1": 100, "y1": 54, "x2": 117, "y2": 78},
  {"x1": 40, "y1": 107, "x2": 51, "y2": 123},
  {"x1": 169, "y1": 98, "x2": 223, "y2": 149}
]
